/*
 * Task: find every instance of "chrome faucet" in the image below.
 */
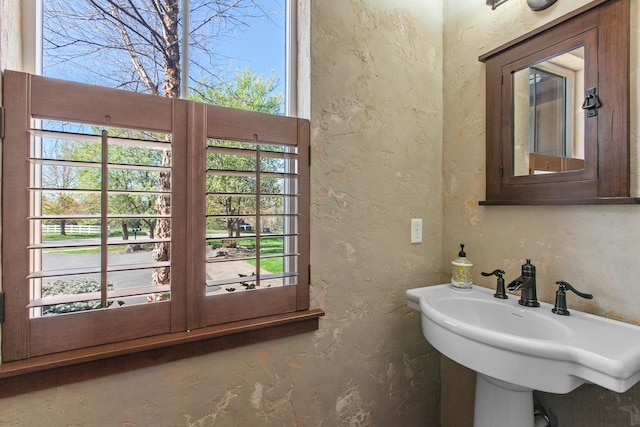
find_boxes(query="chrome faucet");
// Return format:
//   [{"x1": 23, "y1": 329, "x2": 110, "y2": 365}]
[{"x1": 506, "y1": 259, "x2": 540, "y2": 307}]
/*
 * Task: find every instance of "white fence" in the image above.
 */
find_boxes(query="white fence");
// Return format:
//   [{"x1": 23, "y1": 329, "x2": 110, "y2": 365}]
[{"x1": 42, "y1": 224, "x2": 101, "y2": 234}]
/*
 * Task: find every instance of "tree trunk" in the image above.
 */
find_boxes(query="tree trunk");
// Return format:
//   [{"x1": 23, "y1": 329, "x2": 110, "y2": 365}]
[
  {"x1": 225, "y1": 197, "x2": 234, "y2": 237},
  {"x1": 160, "y1": 0, "x2": 181, "y2": 99},
  {"x1": 60, "y1": 219, "x2": 67, "y2": 236},
  {"x1": 121, "y1": 222, "x2": 129, "y2": 240},
  {"x1": 151, "y1": 160, "x2": 171, "y2": 293},
  {"x1": 150, "y1": 0, "x2": 180, "y2": 296}
]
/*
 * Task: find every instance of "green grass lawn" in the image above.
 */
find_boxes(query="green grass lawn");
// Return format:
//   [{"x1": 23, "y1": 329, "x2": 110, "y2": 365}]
[
  {"x1": 206, "y1": 234, "x2": 285, "y2": 274},
  {"x1": 240, "y1": 237, "x2": 284, "y2": 274},
  {"x1": 43, "y1": 232, "x2": 104, "y2": 240}
]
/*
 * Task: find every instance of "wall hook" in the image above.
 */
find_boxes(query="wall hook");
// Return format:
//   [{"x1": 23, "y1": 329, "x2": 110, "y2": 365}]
[{"x1": 581, "y1": 87, "x2": 601, "y2": 118}]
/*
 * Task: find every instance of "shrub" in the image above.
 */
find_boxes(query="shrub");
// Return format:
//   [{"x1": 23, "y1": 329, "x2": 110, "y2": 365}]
[{"x1": 42, "y1": 278, "x2": 115, "y2": 315}]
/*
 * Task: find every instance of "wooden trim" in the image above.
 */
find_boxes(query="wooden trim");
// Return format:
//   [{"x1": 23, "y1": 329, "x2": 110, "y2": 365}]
[
  {"x1": 480, "y1": 197, "x2": 640, "y2": 205},
  {"x1": 484, "y1": 58, "x2": 502, "y2": 202},
  {"x1": 100, "y1": 130, "x2": 109, "y2": 307},
  {"x1": 27, "y1": 284, "x2": 172, "y2": 308},
  {"x1": 597, "y1": 0, "x2": 631, "y2": 197},
  {"x1": 206, "y1": 104, "x2": 299, "y2": 145},
  {"x1": 170, "y1": 98, "x2": 189, "y2": 333},
  {"x1": 29, "y1": 74, "x2": 174, "y2": 132},
  {"x1": 29, "y1": 302, "x2": 172, "y2": 357},
  {"x1": 0, "y1": 309, "x2": 324, "y2": 398},
  {"x1": 186, "y1": 100, "x2": 208, "y2": 331},
  {"x1": 297, "y1": 118, "x2": 311, "y2": 310},
  {"x1": 2, "y1": 71, "x2": 32, "y2": 361},
  {"x1": 204, "y1": 286, "x2": 298, "y2": 325}
]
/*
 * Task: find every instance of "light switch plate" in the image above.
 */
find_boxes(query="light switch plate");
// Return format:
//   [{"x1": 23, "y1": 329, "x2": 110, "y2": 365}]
[{"x1": 411, "y1": 218, "x2": 422, "y2": 244}]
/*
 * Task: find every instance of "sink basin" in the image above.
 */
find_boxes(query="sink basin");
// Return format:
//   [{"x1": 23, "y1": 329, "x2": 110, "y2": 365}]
[
  {"x1": 407, "y1": 284, "x2": 640, "y2": 393},
  {"x1": 407, "y1": 284, "x2": 640, "y2": 426},
  {"x1": 433, "y1": 297, "x2": 571, "y2": 341}
]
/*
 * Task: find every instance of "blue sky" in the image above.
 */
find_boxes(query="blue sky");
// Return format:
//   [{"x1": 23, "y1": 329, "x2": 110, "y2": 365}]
[
  {"x1": 42, "y1": 0, "x2": 286, "y2": 97},
  {"x1": 213, "y1": 0, "x2": 285, "y2": 83}
]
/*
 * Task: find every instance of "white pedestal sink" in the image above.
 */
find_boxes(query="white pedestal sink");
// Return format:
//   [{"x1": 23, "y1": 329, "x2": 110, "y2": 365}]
[{"x1": 407, "y1": 284, "x2": 640, "y2": 427}]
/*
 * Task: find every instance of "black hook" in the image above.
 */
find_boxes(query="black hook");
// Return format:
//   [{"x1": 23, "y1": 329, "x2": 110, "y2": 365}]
[{"x1": 581, "y1": 87, "x2": 601, "y2": 118}]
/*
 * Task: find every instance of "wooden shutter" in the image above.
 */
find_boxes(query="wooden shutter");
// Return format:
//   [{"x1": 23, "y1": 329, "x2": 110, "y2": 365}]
[
  {"x1": 189, "y1": 105, "x2": 310, "y2": 327},
  {"x1": 2, "y1": 71, "x2": 188, "y2": 360}
]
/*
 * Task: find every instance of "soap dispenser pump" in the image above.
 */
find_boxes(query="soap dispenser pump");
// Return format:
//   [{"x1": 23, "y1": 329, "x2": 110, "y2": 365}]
[{"x1": 451, "y1": 244, "x2": 473, "y2": 291}]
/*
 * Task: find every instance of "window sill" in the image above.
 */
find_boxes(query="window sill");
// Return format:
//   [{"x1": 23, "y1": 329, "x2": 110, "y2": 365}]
[
  {"x1": 479, "y1": 197, "x2": 640, "y2": 205},
  {"x1": 0, "y1": 308, "x2": 324, "y2": 398}
]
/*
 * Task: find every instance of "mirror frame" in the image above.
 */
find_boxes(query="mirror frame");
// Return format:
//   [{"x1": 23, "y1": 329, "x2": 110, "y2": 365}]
[{"x1": 479, "y1": 0, "x2": 638, "y2": 205}]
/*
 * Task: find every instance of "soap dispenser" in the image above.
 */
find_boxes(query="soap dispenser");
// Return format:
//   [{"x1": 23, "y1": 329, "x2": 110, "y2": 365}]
[{"x1": 451, "y1": 244, "x2": 473, "y2": 291}]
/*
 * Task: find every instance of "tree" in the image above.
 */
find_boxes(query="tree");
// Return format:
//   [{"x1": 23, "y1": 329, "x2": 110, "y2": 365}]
[
  {"x1": 42, "y1": 193, "x2": 83, "y2": 236},
  {"x1": 73, "y1": 140, "x2": 165, "y2": 239},
  {"x1": 43, "y1": 0, "x2": 270, "y2": 96},
  {"x1": 194, "y1": 65, "x2": 284, "y2": 113},
  {"x1": 42, "y1": 0, "x2": 275, "y2": 289},
  {"x1": 195, "y1": 67, "x2": 284, "y2": 237},
  {"x1": 40, "y1": 139, "x2": 93, "y2": 235}
]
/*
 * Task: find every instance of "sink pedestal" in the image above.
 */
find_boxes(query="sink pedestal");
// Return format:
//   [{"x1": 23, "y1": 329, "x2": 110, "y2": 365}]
[{"x1": 475, "y1": 374, "x2": 534, "y2": 427}]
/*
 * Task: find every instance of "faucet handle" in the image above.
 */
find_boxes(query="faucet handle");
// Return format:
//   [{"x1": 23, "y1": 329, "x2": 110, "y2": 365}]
[
  {"x1": 481, "y1": 269, "x2": 507, "y2": 299},
  {"x1": 552, "y1": 280, "x2": 594, "y2": 316}
]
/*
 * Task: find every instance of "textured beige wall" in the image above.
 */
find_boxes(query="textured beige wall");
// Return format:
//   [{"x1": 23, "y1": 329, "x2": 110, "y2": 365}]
[
  {"x1": 0, "y1": 0, "x2": 443, "y2": 426},
  {"x1": 0, "y1": 0, "x2": 20, "y2": 71},
  {"x1": 443, "y1": 0, "x2": 640, "y2": 425}
]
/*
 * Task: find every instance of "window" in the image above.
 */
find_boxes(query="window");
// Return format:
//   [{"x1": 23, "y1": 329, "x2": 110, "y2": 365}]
[
  {"x1": 528, "y1": 67, "x2": 568, "y2": 157},
  {"x1": 1, "y1": 70, "x2": 313, "y2": 364},
  {"x1": 36, "y1": 0, "x2": 292, "y2": 110}
]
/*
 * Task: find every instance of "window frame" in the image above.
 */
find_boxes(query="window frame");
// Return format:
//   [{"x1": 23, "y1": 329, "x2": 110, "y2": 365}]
[
  {"x1": 21, "y1": 0, "x2": 298, "y2": 115},
  {"x1": 0, "y1": 71, "x2": 320, "y2": 392}
]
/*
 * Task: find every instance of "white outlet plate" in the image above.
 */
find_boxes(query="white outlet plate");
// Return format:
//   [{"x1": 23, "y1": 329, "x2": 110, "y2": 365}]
[{"x1": 411, "y1": 218, "x2": 423, "y2": 244}]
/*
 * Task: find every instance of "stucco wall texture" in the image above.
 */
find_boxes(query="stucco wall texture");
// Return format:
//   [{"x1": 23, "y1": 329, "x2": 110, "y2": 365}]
[
  {"x1": 0, "y1": 0, "x2": 442, "y2": 426},
  {"x1": 443, "y1": 0, "x2": 640, "y2": 425}
]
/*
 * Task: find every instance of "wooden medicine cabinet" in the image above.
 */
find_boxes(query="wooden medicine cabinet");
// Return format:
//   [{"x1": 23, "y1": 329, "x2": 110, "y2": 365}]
[{"x1": 479, "y1": 0, "x2": 639, "y2": 205}]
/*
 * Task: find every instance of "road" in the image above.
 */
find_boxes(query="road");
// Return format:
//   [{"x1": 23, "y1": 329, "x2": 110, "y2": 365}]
[
  {"x1": 42, "y1": 243, "x2": 157, "y2": 306},
  {"x1": 41, "y1": 235, "x2": 276, "y2": 303},
  {"x1": 43, "y1": 249, "x2": 154, "y2": 289}
]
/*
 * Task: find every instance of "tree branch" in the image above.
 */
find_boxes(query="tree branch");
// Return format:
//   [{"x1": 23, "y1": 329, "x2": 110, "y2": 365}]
[{"x1": 111, "y1": 6, "x2": 159, "y2": 95}]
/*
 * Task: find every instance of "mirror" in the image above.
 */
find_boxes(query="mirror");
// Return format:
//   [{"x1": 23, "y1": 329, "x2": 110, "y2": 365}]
[
  {"x1": 513, "y1": 47, "x2": 585, "y2": 176},
  {"x1": 479, "y1": 0, "x2": 638, "y2": 205}
]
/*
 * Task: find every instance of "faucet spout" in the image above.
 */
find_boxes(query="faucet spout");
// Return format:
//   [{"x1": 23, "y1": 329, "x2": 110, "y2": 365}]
[
  {"x1": 507, "y1": 260, "x2": 540, "y2": 307},
  {"x1": 507, "y1": 277, "x2": 525, "y2": 292}
]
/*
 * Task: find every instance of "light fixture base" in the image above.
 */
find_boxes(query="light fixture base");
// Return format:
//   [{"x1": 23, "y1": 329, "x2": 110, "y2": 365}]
[
  {"x1": 527, "y1": 0, "x2": 557, "y2": 11},
  {"x1": 486, "y1": 0, "x2": 558, "y2": 11}
]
